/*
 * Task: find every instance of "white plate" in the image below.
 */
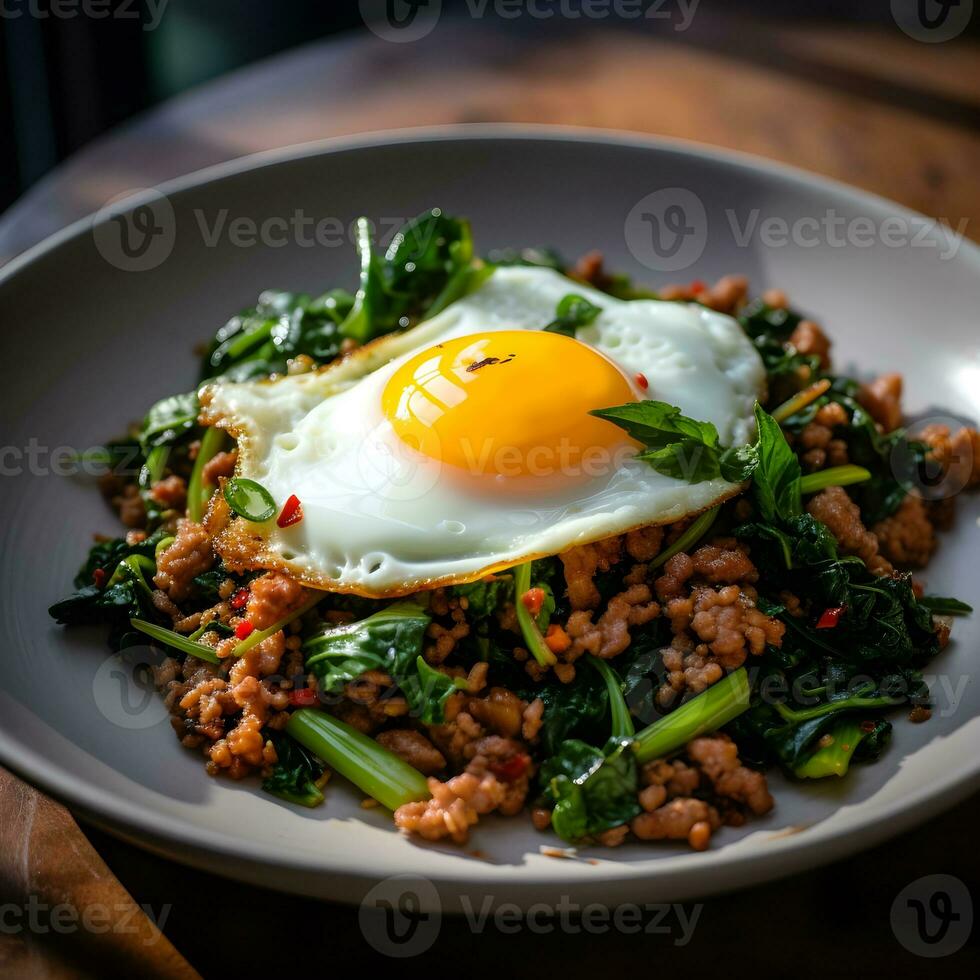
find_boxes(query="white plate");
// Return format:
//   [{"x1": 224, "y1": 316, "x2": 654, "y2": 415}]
[{"x1": 1, "y1": 126, "x2": 978, "y2": 908}]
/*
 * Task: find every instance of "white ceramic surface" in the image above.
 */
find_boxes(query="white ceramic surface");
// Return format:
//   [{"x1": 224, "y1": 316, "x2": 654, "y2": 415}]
[{"x1": 1, "y1": 126, "x2": 978, "y2": 909}]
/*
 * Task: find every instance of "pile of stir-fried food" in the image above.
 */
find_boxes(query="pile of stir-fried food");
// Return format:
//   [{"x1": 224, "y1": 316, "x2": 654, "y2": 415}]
[{"x1": 51, "y1": 211, "x2": 976, "y2": 851}]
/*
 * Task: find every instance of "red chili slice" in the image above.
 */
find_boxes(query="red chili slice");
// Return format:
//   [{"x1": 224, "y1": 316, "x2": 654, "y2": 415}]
[
  {"x1": 521, "y1": 588, "x2": 546, "y2": 617},
  {"x1": 230, "y1": 588, "x2": 250, "y2": 610},
  {"x1": 635, "y1": 372, "x2": 649, "y2": 390},
  {"x1": 234, "y1": 621, "x2": 255, "y2": 640},
  {"x1": 288, "y1": 688, "x2": 318, "y2": 708},
  {"x1": 92, "y1": 568, "x2": 107, "y2": 588},
  {"x1": 688, "y1": 279, "x2": 706, "y2": 293},
  {"x1": 277, "y1": 494, "x2": 303, "y2": 529},
  {"x1": 816, "y1": 606, "x2": 846, "y2": 629},
  {"x1": 489, "y1": 753, "x2": 531, "y2": 783}
]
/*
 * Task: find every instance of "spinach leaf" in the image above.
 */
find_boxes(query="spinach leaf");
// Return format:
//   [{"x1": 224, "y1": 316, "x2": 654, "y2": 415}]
[
  {"x1": 303, "y1": 602, "x2": 466, "y2": 724},
  {"x1": 750, "y1": 403, "x2": 802, "y2": 521},
  {"x1": 917, "y1": 595, "x2": 974, "y2": 616},
  {"x1": 201, "y1": 289, "x2": 349, "y2": 381},
  {"x1": 540, "y1": 737, "x2": 641, "y2": 842},
  {"x1": 340, "y1": 210, "x2": 482, "y2": 344},
  {"x1": 543, "y1": 294, "x2": 602, "y2": 337},
  {"x1": 738, "y1": 299, "x2": 820, "y2": 379},
  {"x1": 262, "y1": 731, "x2": 326, "y2": 808},
  {"x1": 138, "y1": 392, "x2": 199, "y2": 452},
  {"x1": 516, "y1": 666, "x2": 611, "y2": 758}
]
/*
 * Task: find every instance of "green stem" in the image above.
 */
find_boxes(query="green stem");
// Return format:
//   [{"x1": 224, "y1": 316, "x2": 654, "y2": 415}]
[
  {"x1": 647, "y1": 505, "x2": 719, "y2": 572},
  {"x1": 794, "y1": 719, "x2": 867, "y2": 779},
  {"x1": 775, "y1": 693, "x2": 900, "y2": 724},
  {"x1": 588, "y1": 656, "x2": 634, "y2": 738},
  {"x1": 513, "y1": 563, "x2": 557, "y2": 667},
  {"x1": 130, "y1": 618, "x2": 220, "y2": 664},
  {"x1": 187, "y1": 427, "x2": 226, "y2": 523},
  {"x1": 800, "y1": 465, "x2": 871, "y2": 495},
  {"x1": 286, "y1": 708, "x2": 430, "y2": 810},
  {"x1": 633, "y1": 667, "x2": 751, "y2": 764},
  {"x1": 233, "y1": 593, "x2": 322, "y2": 657},
  {"x1": 771, "y1": 379, "x2": 831, "y2": 423}
]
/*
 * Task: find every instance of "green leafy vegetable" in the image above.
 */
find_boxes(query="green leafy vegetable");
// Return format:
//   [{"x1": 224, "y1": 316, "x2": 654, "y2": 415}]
[
  {"x1": 304, "y1": 602, "x2": 465, "y2": 724},
  {"x1": 540, "y1": 737, "x2": 642, "y2": 841},
  {"x1": 262, "y1": 731, "x2": 327, "y2": 807},
  {"x1": 138, "y1": 392, "x2": 199, "y2": 452},
  {"x1": 588, "y1": 657, "x2": 634, "y2": 738},
  {"x1": 340, "y1": 210, "x2": 482, "y2": 344},
  {"x1": 543, "y1": 294, "x2": 603, "y2": 337},
  {"x1": 917, "y1": 595, "x2": 974, "y2": 616}
]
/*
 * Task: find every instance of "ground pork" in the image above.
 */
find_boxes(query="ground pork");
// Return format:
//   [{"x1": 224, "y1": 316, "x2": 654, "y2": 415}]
[
  {"x1": 630, "y1": 799, "x2": 721, "y2": 850},
  {"x1": 559, "y1": 536, "x2": 623, "y2": 610},
  {"x1": 689, "y1": 539, "x2": 758, "y2": 584},
  {"x1": 465, "y1": 688, "x2": 526, "y2": 739},
  {"x1": 393, "y1": 771, "x2": 506, "y2": 844},
  {"x1": 376, "y1": 730, "x2": 446, "y2": 775},
  {"x1": 659, "y1": 275, "x2": 748, "y2": 315},
  {"x1": 686, "y1": 735, "x2": 774, "y2": 815},
  {"x1": 872, "y1": 495, "x2": 937, "y2": 568},
  {"x1": 920, "y1": 423, "x2": 980, "y2": 497},
  {"x1": 858, "y1": 373, "x2": 903, "y2": 432},
  {"x1": 625, "y1": 525, "x2": 665, "y2": 562},
  {"x1": 245, "y1": 571, "x2": 306, "y2": 630},
  {"x1": 424, "y1": 589, "x2": 470, "y2": 665},
  {"x1": 201, "y1": 450, "x2": 237, "y2": 486},
  {"x1": 806, "y1": 486, "x2": 893, "y2": 575},
  {"x1": 153, "y1": 519, "x2": 215, "y2": 601},
  {"x1": 149, "y1": 474, "x2": 187, "y2": 512},
  {"x1": 788, "y1": 319, "x2": 832, "y2": 370},
  {"x1": 565, "y1": 583, "x2": 661, "y2": 660}
]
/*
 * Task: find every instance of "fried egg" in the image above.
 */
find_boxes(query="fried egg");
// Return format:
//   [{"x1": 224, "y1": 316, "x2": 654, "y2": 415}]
[{"x1": 200, "y1": 265, "x2": 765, "y2": 596}]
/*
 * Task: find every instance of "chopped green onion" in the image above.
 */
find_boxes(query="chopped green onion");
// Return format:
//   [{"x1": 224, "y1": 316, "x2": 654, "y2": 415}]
[
  {"x1": 286, "y1": 708, "x2": 429, "y2": 810},
  {"x1": 187, "y1": 426, "x2": 226, "y2": 523},
  {"x1": 233, "y1": 593, "x2": 322, "y2": 657},
  {"x1": 130, "y1": 618, "x2": 220, "y2": 664},
  {"x1": 633, "y1": 667, "x2": 750, "y2": 764},
  {"x1": 514, "y1": 562, "x2": 557, "y2": 668},
  {"x1": 647, "y1": 505, "x2": 719, "y2": 572},
  {"x1": 800, "y1": 465, "x2": 871, "y2": 495},
  {"x1": 223, "y1": 477, "x2": 276, "y2": 522}
]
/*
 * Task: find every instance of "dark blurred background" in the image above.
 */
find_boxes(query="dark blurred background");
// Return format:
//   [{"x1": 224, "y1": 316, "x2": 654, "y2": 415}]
[{"x1": 2, "y1": 0, "x2": 978, "y2": 215}]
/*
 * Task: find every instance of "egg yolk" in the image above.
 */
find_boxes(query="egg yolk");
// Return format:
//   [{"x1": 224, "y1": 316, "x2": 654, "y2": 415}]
[{"x1": 382, "y1": 331, "x2": 639, "y2": 482}]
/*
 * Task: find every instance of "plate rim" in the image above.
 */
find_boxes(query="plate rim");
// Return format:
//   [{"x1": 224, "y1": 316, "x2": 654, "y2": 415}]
[{"x1": 2, "y1": 122, "x2": 979, "y2": 901}]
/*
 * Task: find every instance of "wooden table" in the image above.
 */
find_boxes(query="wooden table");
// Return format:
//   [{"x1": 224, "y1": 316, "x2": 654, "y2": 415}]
[{"x1": 2, "y1": 14, "x2": 978, "y2": 977}]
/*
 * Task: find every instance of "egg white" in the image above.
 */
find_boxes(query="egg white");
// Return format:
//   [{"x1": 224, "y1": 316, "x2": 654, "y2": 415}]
[{"x1": 200, "y1": 266, "x2": 766, "y2": 596}]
